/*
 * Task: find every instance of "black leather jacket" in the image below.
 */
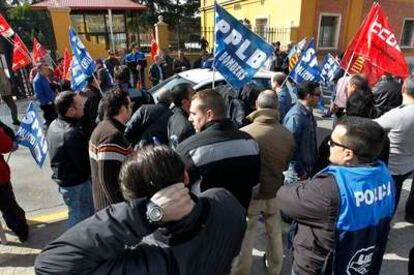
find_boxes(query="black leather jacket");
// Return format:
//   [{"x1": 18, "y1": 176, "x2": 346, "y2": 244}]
[
  {"x1": 35, "y1": 189, "x2": 246, "y2": 275},
  {"x1": 46, "y1": 116, "x2": 91, "y2": 187},
  {"x1": 167, "y1": 106, "x2": 195, "y2": 149},
  {"x1": 372, "y1": 76, "x2": 402, "y2": 117},
  {"x1": 125, "y1": 102, "x2": 173, "y2": 147}
]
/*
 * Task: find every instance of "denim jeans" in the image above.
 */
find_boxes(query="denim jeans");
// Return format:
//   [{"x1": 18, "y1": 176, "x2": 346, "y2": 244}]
[{"x1": 59, "y1": 180, "x2": 94, "y2": 228}]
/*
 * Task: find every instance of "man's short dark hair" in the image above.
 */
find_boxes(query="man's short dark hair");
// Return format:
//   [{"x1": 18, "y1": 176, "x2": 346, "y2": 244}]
[
  {"x1": 114, "y1": 65, "x2": 131, "y2": 84},
  {"x1": 346, "y1": 89, "x2": 377, "y2": 118},
  {"x1": 350, "y1": 74, "x2": 369, "y2": 92},
  {"x1": 55, "y1": 90, "x2": 76, "y2": 117},
  {"x1": 171, "y1": 84, "x2": 192, "y2": 107},
  {"x1": 101, "y1": 88, "x2": 130, "y2": 119},
  {"x1": 272, "y1": 72, "x2": 287, "y2": 87},
  {"x1": 296, "y1": 81, "x2": 320, "y2": 100},
  {"x1": 336, "y1": 117, "x2": 386, "y2": 163},
  {"x1": 119, "y1": 146, "x2": 185, "y2": 199},
  {"x1": 193, "y1": 89, "x2": 227, "y2": 118},
  {"x1": 404, "y1": 75, "x2": 414, "y2": 97}
]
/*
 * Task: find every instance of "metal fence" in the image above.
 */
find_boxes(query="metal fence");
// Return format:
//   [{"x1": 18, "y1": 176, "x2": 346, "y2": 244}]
[{"x1": 200, "y1": 26, "x2": 292, "y2": 52}]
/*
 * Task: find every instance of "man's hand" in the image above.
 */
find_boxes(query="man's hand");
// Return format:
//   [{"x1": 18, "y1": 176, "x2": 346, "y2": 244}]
[{"x1": 150, "y1": 183, "x2": 194, "y2": 223}]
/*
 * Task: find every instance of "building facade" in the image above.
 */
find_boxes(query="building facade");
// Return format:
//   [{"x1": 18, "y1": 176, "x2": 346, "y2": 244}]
[
  {"x1": 31, "y1": 0, "x2": 147, "y2": 58},
  {"x1": 200, "y1": 0, "x2": 414, "y2": 62}
]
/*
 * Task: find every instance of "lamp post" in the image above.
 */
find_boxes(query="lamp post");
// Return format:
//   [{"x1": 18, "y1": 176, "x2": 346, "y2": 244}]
[{"x1": 176, "y1": 0, "x2": 181, "y2": 50}]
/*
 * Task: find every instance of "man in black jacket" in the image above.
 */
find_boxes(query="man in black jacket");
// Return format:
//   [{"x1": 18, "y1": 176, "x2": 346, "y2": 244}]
[
  {"x1": 176, "y1": 89, "x2": 260, "y2": 209},
  {"x1": 125, "y1": 88, "x2": 173, "y2": 147},
  {"x1": 372, "y1": 74, "x2": 402, "y2": 117},
  {"x1": 35, "y1": 146, "x2": 246, "y2": 275},
  {"x1": 46, "y1": 91, "x2": 94, "y2": 227},
  {"x1": 168, "y1": 84, "x2": 195, "y2": 148}
]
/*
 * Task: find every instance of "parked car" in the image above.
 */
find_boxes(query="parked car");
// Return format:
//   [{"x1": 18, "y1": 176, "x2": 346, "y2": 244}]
[{"x1": 148, "y1": 68, "x2": 273, "y2": 102}]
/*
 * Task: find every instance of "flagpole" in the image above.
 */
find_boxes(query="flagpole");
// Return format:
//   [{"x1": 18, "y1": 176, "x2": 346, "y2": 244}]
[
  {"x1": 212, "y1": 1, "x2": 217, "y2": 89},
  {"x1": 6, "y1": 152, "x2": 12, "y2": 163},
  {"x1": 3, "y1": 35, "x2": 33, "y2": 63}
]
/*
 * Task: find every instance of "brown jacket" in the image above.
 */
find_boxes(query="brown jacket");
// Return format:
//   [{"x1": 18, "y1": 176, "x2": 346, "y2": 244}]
[{"x1": 241, "y1": 109, "x2": 295, "y2": 199}]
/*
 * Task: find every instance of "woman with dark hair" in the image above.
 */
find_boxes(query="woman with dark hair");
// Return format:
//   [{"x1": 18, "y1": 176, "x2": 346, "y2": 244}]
[
  {"x1": 114, "y1": 65, "x2": 154, "y2": 113},
  {"x1": 312, "y1": 89, "x2": 389, "y2": 176}
]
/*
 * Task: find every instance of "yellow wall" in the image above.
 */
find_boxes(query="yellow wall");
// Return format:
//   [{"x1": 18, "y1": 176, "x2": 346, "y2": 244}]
[
  {"x1": 48, "y1": 6, "x2": 107, "y2": 59},
  {"x1": 200, "y1": 0, "x2": 303, "y2": 48}
]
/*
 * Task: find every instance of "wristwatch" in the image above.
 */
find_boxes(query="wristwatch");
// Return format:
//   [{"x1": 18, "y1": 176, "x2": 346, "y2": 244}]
[{"x1": 146, "y1": 201, "x2": 164, "y2": 224}]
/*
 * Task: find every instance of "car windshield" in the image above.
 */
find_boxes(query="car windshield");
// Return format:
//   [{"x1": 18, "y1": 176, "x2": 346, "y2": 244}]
[{"x1": 148, "y1": 75, "x2": 196, "y2": 95}]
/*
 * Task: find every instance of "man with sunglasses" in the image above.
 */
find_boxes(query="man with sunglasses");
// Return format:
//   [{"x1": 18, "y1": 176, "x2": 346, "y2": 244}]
[
  {"x1": 277, "y1": 117, "x2": 395, "y2": 275},
  {"x1": 283, "y1": 81, "x2": 320, "y2": 179}
]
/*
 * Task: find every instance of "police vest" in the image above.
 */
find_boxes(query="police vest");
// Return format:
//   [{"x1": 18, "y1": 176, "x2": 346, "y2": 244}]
[{"x1": 318, "y1": 161, "x2": 395, "y2": 275}]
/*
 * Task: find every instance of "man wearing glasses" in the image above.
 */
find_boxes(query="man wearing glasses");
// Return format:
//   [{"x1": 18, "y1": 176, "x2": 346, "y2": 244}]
[
  {"x1": 277, "y1": 117, "x2": 395, "y2": 275},
  {"x1": 283, "y1": 81, "x2": 321, "y2": 179}
]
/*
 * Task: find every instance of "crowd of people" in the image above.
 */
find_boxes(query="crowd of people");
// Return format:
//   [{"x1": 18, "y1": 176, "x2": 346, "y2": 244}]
[{"x1": 0, "y1": 41, "x2": 413, "y2": 275}]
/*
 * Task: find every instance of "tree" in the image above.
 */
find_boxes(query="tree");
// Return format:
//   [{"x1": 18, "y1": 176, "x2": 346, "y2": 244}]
[{"x1": 134, "y1": 0, "x2": 200, "y2": 29}]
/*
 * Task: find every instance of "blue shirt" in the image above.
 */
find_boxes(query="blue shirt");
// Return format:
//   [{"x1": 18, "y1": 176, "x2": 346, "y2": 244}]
[
  {"x1": 283, "y1": 102, "x2": 317, "y2": 177},
  {"x1": 33, "y1": 73, "x2": 55, "y2": 106},
  {"x1": 125, "y1": 51, "x2": 146, "y2": 63},
  {"x1": 278, "y1": 87, "x2": 292, "y2": 122}
]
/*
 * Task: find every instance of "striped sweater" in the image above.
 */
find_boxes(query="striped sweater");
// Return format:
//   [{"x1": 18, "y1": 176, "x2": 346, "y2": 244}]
[{"x1": 89, "y1": 119, "x2": 133, "y2": 211}]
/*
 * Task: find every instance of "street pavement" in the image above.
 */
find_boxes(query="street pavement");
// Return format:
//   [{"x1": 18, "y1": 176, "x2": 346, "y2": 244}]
[{"x1": 0, "y1": 98, "x2": 413, "y2": 274}]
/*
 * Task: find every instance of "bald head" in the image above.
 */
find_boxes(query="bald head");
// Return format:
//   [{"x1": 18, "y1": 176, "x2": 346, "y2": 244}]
[{"x1": 256, "y1": 90, "x2": 279, "y2": 110}]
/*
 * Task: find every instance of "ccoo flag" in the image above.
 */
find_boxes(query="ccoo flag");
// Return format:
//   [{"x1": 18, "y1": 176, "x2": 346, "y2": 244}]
[
  {"x1": 341, "y1": 3, "x2": 408, "y2": 85},
  {"x1": 15, "y1": 102, "x2": 48, "y2": 167},
  {"x1": 214, "y1": 3, "x2": 274, "y2": 91},
  {"x1": 320, "y1": 54, "x2": 341, "y2": 86},
  {"x1": 289, "y1": 39, "x2": 320, "y2": 85},
  {"x1": 32, "y1": 37, "x2": 48, "y2": 63},
  {"x1": 0, "y1": 14, "x2": 15, "y2": 38},
  {"x1": 69, "y1": 26, "x2": 96, "y2": 77}
]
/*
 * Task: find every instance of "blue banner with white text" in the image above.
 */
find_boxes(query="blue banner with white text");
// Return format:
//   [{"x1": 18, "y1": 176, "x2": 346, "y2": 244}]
[
  {"x1": 70, "y1": 55, "x2": 89, "y2": 91},
  {"x1": 69, "y1": 26, "x2": 96, "y2": 77},
  {"x1": 214, "y1": 3, "x2": 274, "y2": 90},
  {"x1": 289, "y1": 39, "x2": 321, "y2": 84},
  {"x1": 320, "y1": 54, "x2": 341, "y2": 86},
  {"x1": 15, "y1": 102, "x2": 48, "y2": 167}
]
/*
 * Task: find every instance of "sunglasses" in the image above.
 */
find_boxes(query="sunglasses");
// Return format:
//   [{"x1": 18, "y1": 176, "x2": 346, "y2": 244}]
[{"x1": 328, "y1": 137, "x2": 353, "y2": 150}]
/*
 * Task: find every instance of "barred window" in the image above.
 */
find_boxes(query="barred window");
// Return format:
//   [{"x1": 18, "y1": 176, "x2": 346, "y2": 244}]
[
  {"x1": 401, "y1": 19, "x2": 414, "y2": 48},
  {"x1": 318, "y1": 14, "x2": 341, "y2": 49}
]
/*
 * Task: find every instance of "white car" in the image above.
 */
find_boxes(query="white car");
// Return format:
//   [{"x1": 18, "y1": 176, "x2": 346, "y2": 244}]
[{"x1": 148, "y1": 68, "x2": 274, "y2": 101}]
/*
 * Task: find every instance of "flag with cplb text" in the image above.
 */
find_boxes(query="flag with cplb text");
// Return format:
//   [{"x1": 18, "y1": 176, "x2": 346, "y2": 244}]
[{"x1": 214, "y1": 3, "x2": 274, "y2": 91}]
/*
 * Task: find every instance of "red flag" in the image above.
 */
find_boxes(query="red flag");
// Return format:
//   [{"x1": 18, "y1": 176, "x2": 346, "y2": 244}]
[
  {"x1": 32, "y1": 37, "x2": 48, "y2": 63},
  {"x1": 63, "y1": 47, "x2": 71, "y2": 80},
  {"x1": 341, "y1": 3, "x2": 409, "y2": 85},
  {"x1": 12, "y1": 35, "x2": 31, "y2": 72},
  {"x1": 0, "y1": 14, "x2": 14, "y2": 38},
  {"x1": 150, "y1": 37, "x2": 158, "y2": 62}
]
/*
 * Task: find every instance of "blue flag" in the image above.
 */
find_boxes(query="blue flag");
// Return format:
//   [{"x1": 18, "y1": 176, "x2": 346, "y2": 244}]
[
  {"x1": 214, "y1": 3, "x2": 274, "y2": 90},
  {"x1": 70, "y1": 55, "x2": 89, "y2": 91},
  {"x1": 69, "y1": 26, "x2": 96, "y2": 77},
  {"x1": 320, "y1": 54, "x2": 341, "y2": 86},
  {"x1": 289, "y1": 39, "x2": 321, "y2": 84},
  {"x1": 15, "y1": 102, "x2": 48, "y2": 167}
]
